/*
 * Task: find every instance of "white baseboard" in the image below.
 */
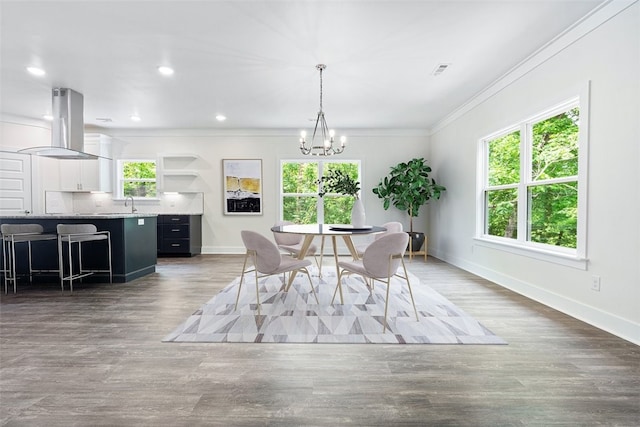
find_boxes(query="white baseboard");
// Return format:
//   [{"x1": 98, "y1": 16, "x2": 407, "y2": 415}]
[
  {"x1": 201, "y1": 246, "x2": 244, "y2": 255},
  {"x1": 431, "y1": 248, "x2": 639, "y2": 346}
]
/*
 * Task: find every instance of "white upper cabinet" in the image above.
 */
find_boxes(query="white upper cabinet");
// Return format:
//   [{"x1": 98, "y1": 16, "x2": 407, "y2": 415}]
[{"x1": 59, "y1": 134, "x2": 113, "y2": 192}]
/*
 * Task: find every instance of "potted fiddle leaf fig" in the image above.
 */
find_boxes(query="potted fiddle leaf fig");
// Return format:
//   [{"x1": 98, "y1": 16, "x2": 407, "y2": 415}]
[
  {"x1": 318, "y1": 169, "x2": 365, "y2": 227},
  {"x1": 372, "y1": 157, "x2": 446, "y2": 251}
]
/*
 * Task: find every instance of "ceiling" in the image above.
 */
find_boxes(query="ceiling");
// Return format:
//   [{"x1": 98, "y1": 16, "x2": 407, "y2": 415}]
[{"x1": 0, "y1": 0, "x2": 605, "y2": 131}]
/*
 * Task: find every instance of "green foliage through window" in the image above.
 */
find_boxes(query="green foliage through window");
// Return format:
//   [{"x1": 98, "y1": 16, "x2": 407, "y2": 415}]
[
  {"x1": 483, "y1": 104, "x2": 580, "y2": 249},
  {"x1": 281, "y1": 161, "x2": 360, "y2": 224},
  {"x1": 120, "y1": 160, "x2": 157, "y2": 198}
]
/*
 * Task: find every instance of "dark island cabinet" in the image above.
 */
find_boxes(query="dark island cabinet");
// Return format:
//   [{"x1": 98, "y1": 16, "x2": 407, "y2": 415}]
[
  {"x1": 0, "y1": 215, "x2": 157, "y2": 283},
  {"x1": 157, "y1": 215, "x2": 202, "y2": 257}
]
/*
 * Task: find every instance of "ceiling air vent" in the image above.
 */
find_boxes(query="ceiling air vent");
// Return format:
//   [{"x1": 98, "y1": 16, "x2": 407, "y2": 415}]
[{"x1": 432, "y1": 63, "x2": 451, "y2": 76}]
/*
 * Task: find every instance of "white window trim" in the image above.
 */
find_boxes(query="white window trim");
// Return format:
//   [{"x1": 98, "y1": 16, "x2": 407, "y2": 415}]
[
  {"x1": 475, "y1": 82, "x2": 590, "y2": 270},
  {"x1": 117, "y1": 158, "x2": 159, "y2": 200},
  {"x1": 279, "y1": 159, "x2": 362, "y2": 223}
]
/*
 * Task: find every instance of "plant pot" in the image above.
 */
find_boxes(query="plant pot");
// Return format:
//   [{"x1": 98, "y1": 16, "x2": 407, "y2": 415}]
[
  {"x1": 351, "y1": 198, "x2": 366, "y2": 228},
  {"x1": 407, "y1": 231, "x2": 425, "y2": 252}
]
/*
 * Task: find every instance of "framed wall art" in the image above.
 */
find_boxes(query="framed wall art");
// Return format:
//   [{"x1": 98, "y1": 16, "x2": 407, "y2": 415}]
[{"x1": 223, "y1": 159, "x2": 263, "y2": 215}]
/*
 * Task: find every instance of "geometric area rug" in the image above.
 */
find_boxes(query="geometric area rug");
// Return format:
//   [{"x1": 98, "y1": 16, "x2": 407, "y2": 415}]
[{"x1": 163, "y1": 267, "x2": 507, "y2": 345}]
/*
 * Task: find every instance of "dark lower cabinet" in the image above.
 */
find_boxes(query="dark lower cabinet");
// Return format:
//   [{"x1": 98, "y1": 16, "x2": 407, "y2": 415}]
[{"x1": 157, "y1": 214, "x2": 202, "y2": 257}]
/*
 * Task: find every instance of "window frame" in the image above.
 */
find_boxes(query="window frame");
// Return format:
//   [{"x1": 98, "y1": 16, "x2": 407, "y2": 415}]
[
  {"x1": 279, "y1": 159, "x2": 362, "y2": 224},
  {"x1": 476, "y1": 85, "x2": 590, "y2": 270},
  {"x1": 116, "y1": 158, "x2": 159, "y2": 200}
]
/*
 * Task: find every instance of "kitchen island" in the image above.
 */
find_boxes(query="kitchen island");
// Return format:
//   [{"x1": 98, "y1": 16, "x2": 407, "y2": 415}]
[{"x1": 0, "y1": 214, "x2": 157, "y2": 283}]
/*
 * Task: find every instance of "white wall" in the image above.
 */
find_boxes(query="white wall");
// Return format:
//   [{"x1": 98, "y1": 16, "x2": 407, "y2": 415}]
[
  {"x1": 106, "y1": 129, "x2": 430, "y2": 254},
  {"x1": 428, "y1": 3, "x2": 640, "y2": 344},
  {"x1": 1, "y1": 122, "x2": 431, "y2": 253}
]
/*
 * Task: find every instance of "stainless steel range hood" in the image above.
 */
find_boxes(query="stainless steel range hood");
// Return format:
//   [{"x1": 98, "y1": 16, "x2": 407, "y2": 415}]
[{"x1": 19, "y1": 88, "x2": 102, "y2": 159}]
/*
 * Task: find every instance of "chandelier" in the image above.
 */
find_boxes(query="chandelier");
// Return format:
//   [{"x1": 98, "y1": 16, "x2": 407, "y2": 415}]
[{"x1": 299, "y1": 64, "x2": 346, "y2": 156}]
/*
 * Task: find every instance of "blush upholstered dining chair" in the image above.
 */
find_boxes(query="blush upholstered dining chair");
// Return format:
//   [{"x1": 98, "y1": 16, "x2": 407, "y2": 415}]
[
  {"x1": 354, "y1": 221, "x2": 403, "y2": 258},
  {"x1": 236, "y1": 230, "x2": 318, "y2": 311},
  {"x1": 332, "y1": 232, "x2": 418, "y2": 332},
  {"x1": 272, "y1": 220, "x2": 324, "y2": 274},
  {"x1": 272, "y1": 221, "x2": 319, "y2": 257}
]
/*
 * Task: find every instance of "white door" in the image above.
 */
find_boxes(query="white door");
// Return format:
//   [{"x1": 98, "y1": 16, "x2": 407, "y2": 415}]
[{"x1": 0, "y1": 151, "x2": 32, "y2": 214}]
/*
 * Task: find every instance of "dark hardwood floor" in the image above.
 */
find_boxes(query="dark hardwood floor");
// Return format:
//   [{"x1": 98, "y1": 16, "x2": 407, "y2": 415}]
[{"x1": 1, "y1": 255, "x2": 638, "y2": 426}]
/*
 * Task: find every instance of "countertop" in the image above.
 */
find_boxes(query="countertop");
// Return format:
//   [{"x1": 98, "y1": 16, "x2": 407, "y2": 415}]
[{"x1": 0, "y1": 214, "x2": 157, "y2": 219}]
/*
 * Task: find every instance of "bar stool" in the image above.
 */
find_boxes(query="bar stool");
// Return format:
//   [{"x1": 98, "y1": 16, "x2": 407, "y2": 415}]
[
  {"x1": 57, "y1": 224, "x2": 112, "y2": 292},
  {"x1": 1, "y1": 224, "x2": 58, "y2": 294}
]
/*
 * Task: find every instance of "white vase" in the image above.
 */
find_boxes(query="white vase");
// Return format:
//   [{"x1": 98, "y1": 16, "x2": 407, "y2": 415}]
[{"x1": 351, "y1": 198, "x2": 366, "y2": 227}]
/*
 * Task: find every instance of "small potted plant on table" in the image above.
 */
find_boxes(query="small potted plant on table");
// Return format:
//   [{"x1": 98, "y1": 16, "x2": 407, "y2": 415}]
[{"x1": 319, "y1": 169, "x2": 365, "y2": 227}]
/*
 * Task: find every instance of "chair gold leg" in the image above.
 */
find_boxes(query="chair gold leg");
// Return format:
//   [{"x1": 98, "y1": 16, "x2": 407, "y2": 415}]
[
  {"x1": 400, "y1": 258, "x2": 419, "y2": 322},
  {"x1": 235, "y1": 251, "x2": 250, "y2": 310},
  {"x1": 318, "y1": 236, "x2": 325, "y2": 277},
  {"x1": 254, "y1": 269, "x2": 260, "y2": 310},
  {"x1": 303, "y1": 268, "x2": 319, "y2": 304},
  {"x1": 331, "y1": 268, "x2": 345, "y2": 304},
  {"x1": 383, "y1": 278, "x2": 391, "y2": 333}
]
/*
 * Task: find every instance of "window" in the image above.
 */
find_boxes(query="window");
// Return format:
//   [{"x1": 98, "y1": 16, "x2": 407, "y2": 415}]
[
  {"x1": 280, "y1": 160, "x2": 361, "y2": 224},
  {"x1": 478, "y1": 93, "x2": 588, "y2": 264},
  {"x1": 118, "y1": 159, "x2": 157, "y2": 198}
]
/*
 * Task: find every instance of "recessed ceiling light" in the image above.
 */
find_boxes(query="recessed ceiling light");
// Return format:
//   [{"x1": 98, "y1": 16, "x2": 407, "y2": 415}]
[
  {"x1": 130, "y1": 115, "x2": 141, "y2": 122},
  {"x1": 158, "y1": 66, "x2": 174, "y2": 76},
  {"x1": 216, "y1": 114, "x2": 227, "y2": 122},
  {"x1": 42, "y1": 114, "x2": 53, "y2": 121},
  {"x1": 27, "y1": 66, "x2": 46, "y2": 76}
]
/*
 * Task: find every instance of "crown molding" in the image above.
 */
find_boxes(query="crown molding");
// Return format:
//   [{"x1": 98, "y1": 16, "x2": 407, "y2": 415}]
[
  {"x1": 429, "y1": 0, "x2": 638, "y2": 135},
  {"x1": 103, "y1": 128, "x2": 431, "y2": 138}
]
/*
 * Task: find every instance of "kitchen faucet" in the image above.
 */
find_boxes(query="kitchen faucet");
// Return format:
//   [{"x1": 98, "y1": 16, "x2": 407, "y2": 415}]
[{"x1": 124, "y1": 195, "x2": 137, "y2": 213}]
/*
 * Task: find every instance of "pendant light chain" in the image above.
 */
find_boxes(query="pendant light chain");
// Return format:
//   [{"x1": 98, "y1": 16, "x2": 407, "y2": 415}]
[{"x1": 318, "y1": 64, "x2": 323, "y2": 113}]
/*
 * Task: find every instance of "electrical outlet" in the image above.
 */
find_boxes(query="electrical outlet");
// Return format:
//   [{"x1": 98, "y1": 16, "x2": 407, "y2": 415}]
[{"x1": 591, "y1": 275, "x2": 601, "y2": 292}]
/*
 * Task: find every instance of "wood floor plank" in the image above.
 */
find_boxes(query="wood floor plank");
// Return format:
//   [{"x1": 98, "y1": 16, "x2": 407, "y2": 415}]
[{"x1": 1, "y1": 255, "x2": 638, "y2": 426}]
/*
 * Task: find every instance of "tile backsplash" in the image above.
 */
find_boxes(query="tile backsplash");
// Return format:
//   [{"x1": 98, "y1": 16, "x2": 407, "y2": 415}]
[{"x1": 46, "y1": 191, "x2": 204, "y2": 215}]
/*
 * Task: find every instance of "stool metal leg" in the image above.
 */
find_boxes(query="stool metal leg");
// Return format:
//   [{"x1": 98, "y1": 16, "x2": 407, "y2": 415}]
[
  {"x1": 58, "y1": 234, "x2": 64, "y2": 291},
  {"x1": 107, "y1": 234, "x2": 112, "y2": 283},
  {"x1": 68, "y1": 240, "x2": 75, "y2": 293},
  {"x1": 4, "y1": 237, "x2": 18, "y2": 294},
  {"x1": 10, "y1": 238, "x2": 17, "y2": 293},
  {"x1": 2, "y1": 237, "x2": 9, "y2": 294},
  {"x1": 3, "y1": 237, "x2": 16, "y2": 294},
  {"x1": 27, "y1": 241, "x2": 33, "y2": 284}
]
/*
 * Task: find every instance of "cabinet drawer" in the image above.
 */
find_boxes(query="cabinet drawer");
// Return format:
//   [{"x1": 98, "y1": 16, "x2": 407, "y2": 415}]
[
  {"x1": 161, "y1": 224, "x2": 190, "y2": 238},
  {"x1": 159, "y1": 215, "x2": 189, "y2": 224},
  {"x1": 160, "y1": 239, "x2": 190, "y2": 252}
]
